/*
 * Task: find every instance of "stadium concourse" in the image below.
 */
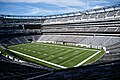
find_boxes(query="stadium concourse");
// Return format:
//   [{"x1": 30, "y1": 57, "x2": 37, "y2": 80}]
[{"x1": 0, "y1": 4, "x2": 120, "y2": 80}]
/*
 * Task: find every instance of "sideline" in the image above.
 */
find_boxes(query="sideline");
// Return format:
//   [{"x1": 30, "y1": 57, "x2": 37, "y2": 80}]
[
  {"x1": 74, "y1": 51, "x2": 101, "y2": 67},
  {"x1": 9, "y1": 49, "x2": 67, "y2": 69}
]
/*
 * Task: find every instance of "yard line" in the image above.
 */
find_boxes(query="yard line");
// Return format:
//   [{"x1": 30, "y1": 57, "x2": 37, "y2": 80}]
[
  {"x1": 33, "y1": 51, "x2": 36, "y2": 52},
  {"x1": 49, "y1": 49, "x2": 75, "y2": 61},
  {"x1": 35, "y1": 43, "x2": 98, "y2": 51},
  {"x1": 52, "y1": 50, "x2": 86, "y2": 64},
  {"x1": 59, "y1": 57, "x2": 63, "y2": 59},
  {"x1": 51, "y1": 55, "x2": 54, "y2": 57},
  {"x1": 60, "y1": 51, "x2": 90, "y2": 65},
  {"x1": 44, "y1": 54, "x2": 47, "y2": 55},
  {"x1": 38, "y1": 52, "x2": 41, "y2": 54},
  {"x1": 9, "y1": 49, "x2": 67, "y2": 69},
  {"x1": 74, "y1": 51, "x2": 101, "y2": 67}
]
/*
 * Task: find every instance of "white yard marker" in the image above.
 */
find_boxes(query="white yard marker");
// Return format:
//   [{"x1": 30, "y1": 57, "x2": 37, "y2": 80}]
[
  {"x1": 44, "y1": 54, "x2": 47, "y2": 55},
  {"x1": 75, "y1": 51, "x2": 79, "y2": 52},
  {"x1": 38, "y1": 52, "x2": 41, "y2": 54},
  {"x1": 33, "y1": 51, "x2": 36, "y2": 53},
  {"x1": 59, "y1": 57, "x2": 63, "y2": 59},
  {"x1": 51, "y1": 55, "x2": 54, "y2": 57}
]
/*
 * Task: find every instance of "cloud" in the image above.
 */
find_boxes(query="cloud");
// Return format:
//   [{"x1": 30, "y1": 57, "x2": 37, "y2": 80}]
[
  {"x1": 92, "y1": 5, "x2": 104, "y2": 9},
  {"x1": 0, "y1": 0, "x2": 84, "y2": 15},
  {"x1": 0, "y1": 4, "x2": 80, "y2": 15},
  {"x1": 23, "y1": 5, "x2": 41, "y2": 15},
  {"x1": 0, "y1": 0, "x2": 118, "y2": 15},
  {"x1": 39, "y1": 7, "x2": 80, "y2": 15},
  {"x1": 23, "y1": 7, "x2": 80, "y2": 15},
  {"x1": 0, "y1": 0, "x2": 86, "y2": 7}
]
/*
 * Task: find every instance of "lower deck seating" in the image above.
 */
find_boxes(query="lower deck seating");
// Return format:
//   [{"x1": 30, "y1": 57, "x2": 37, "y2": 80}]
[
  {"x1": 1, "y1": 53, "x2": 119, "y2": 80},
  {"x1": 95, "y1": 52, "x2": 120, "y2": 64},
  {"x1": 0, "y1": 35, "x2": 41, "y2": 46},
  {"x1": 106, "y1": 42, "x2": 120, "y2": 53},
  {"x1": 38, "y1": 60, "x2": 120, "y2": 80},
  {"x1": 0, "y1": 54, "x2": 11, "y2": 61},
  {"x1": 37, "y1": 35, "x2": 120, "y2": 47},
  {"x1": 0, "y1": 60, "x2": 51, "y2": 80}
]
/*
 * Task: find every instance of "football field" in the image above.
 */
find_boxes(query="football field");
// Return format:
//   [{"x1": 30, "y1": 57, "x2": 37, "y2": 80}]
[{"x1": 8, "y1": 42, "x2": 105, "y2": 69}]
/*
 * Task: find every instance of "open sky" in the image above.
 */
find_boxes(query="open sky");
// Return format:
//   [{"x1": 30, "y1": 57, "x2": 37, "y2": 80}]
[{"x1": 0, "y1": 0, "x2": 120, "y2": 16}]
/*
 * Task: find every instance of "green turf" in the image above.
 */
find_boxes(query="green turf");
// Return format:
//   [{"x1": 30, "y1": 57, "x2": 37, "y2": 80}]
[{"x1": 7, "y1": 42, "x2": 105, "y2": 69}]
